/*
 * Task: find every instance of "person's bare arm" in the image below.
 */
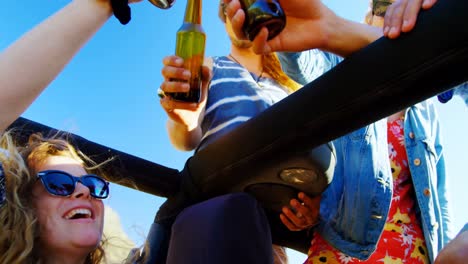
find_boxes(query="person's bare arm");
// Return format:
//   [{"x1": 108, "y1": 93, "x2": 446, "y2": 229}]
[
  {"x1": 0, "y1": 0, "x2": 141, "y2": 132},
  {"x1": 319, "y1": 15, "x2": 382, "y2": 57},
  {"x1": 166, "y1": 119, "x2": 204, "y2": 151},
  {"x1": 160, "y1": 56, "x2": 212, "y2": 151},
  {"x1": 435, "y1": 227, "x2": 468, "y2": 264}
]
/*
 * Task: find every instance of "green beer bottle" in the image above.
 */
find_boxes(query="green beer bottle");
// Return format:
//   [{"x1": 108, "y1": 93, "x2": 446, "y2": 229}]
[{"x1": 168, "y1": 0, "x2": 206, "y2": 103}]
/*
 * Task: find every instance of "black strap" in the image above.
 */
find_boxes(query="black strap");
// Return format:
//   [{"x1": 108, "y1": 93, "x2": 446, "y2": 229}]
[{"x1": 111, "y1": 0, "x2": 131, "y2": 25}]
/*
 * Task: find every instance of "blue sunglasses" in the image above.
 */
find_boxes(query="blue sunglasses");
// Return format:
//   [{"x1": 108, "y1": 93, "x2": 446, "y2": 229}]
[{"x1": 37, "y1": 170, "x2": 109, "y2": 199}]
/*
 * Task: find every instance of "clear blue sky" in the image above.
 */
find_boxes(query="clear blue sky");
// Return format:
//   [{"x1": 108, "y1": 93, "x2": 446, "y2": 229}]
[{"x1": 2, "y1": 0, "x2": 467, "y2": 262}]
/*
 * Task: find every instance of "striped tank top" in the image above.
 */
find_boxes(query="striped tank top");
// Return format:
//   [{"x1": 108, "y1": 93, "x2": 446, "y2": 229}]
[{"x1": 198, "y1": 56, "x2": 289, "y2": 149}]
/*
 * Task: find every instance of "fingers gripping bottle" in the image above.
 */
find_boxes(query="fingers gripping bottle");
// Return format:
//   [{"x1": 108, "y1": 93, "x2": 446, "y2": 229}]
[
  {"x1": 239, "y1": 0, "x2": 285, "y2": 41},
  {"x1": 168, "y1": 0, "x2": 206, "y2": 103}
]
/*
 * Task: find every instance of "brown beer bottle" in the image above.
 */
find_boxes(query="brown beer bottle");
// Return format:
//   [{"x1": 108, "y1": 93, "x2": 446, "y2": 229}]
[
  {"x1": 239, "y1": 0, "x2": 285, "y2": 41},
  {"x1": 147, "y1": 0, "x2": 175, "y2": 9},
  {"x1": 167, "y1": 0, "x2": 206, "y2": 103}
]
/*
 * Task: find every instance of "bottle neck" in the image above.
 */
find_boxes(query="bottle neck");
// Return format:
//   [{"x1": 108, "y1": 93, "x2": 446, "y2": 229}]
[{"x1": 183, "y1": 0, "x2": 202, "y2": 24}]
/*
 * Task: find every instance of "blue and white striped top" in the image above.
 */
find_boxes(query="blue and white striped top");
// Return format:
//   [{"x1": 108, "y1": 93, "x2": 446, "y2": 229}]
[{"x1": 198, "y1": 56, "x2": 289, "y2": 149}]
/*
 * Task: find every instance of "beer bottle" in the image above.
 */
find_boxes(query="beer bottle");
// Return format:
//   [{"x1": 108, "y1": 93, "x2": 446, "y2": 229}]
[
  {"x1": 167, "y1": 0, "x2": 206, "y2": 103},
  {"x1": 239, "y1": 0, "x2": 286, "y2": 41},
  {"x1": 147, "y1": 0, "x2": 175, "y2": 9}
]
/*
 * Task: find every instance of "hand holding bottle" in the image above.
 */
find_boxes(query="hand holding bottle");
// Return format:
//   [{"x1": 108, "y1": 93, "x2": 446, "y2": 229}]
[
  {"x1": 224, "y1": 0, "x2": 382, "y2": 57},
  {"x1": 237, "y1": 0, "x2": 286, "y2": 41},
  {"x1": 223, "y1": 0, "x2": 334, "y2": 54},
  {"x1": 159, "y1": 55, "x2": 211, "y2": 132},
  {"x1": 167, "y1": 0, "x2": 206, "y2": 103}
]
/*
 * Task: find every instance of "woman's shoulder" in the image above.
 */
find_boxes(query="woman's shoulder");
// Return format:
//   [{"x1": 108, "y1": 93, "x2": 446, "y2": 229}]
[{"x1": 211, "y1": 55, "x2": 235, "y2": 67}]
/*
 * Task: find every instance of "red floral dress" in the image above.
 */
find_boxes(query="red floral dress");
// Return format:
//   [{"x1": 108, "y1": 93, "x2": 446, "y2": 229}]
[{"x1": 304, "y1": 117, "x2": 429, "y2": 264}]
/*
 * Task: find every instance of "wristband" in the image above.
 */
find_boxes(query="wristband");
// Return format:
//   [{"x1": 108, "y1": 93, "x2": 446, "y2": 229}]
[{"x1": 111, "y1": 0, "x2": 131, "y2": 25}]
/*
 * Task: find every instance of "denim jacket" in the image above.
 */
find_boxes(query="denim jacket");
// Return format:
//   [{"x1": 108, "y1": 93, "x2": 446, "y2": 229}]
[
  {"x1": 461, "y1": 223, "x2": 468, "y2": 233},
  {"x1": 279, "y1": 51, "x2": 453, "y2": 262},
  {"x1": 438, "y1": 82, "x2": 468, "y2": 105},
  {"x1": 454, "y1": 82, "x2": 468, "y2": 106}
]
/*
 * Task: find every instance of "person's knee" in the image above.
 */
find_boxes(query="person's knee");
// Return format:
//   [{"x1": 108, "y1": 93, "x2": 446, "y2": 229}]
[
  {"x1": 174, "y1": 193, "x2": 266, "y2": 237},
  {"x1": 168, "y1": 193, "x2": 273, "y2": 264},
  {"x1": 174, "y1": 193, "x2": 262, "y2": 226},
  {"x1": 215, "y1": 193, "x2": 263, "y2": 217}
]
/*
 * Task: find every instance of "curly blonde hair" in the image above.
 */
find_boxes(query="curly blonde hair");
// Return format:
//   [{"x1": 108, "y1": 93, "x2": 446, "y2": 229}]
[{"x1": 0, "y1": 131, "x2": 106, "y2": 264}]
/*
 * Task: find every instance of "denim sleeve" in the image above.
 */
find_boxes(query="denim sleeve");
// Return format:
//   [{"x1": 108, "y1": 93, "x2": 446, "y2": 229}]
[
  {"x1": 277, "y1": 50, "x2": 343, "y2": 86},
  {"x1": 437, "y1": 82, "x2": 468, "y2": 106},
  {"x1": 431, "y1": 102, "x2": 455, "y2": 242},
  {"x1": 453, "y1": 82, "x2": 468, "y2": 107},
  {"x1": 461, "y1": 223, "x2": 468, "y2": 233}
]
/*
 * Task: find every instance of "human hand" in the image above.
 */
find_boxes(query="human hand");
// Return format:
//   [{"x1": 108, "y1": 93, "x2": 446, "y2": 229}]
[
  {"x1": 280, "y1": 192, "x2": 321, "y2": 231},
  {"x1": 223, "y1": 0, "x2": 334, "y2": 54},
  {"x1": 383, "y1": 0, "x2": 438, "y2": 39},
  {"x1": 434, "y1": 230, "x2": 468, "y2": 264},
  {"x1": 159, "y1": 55, "x2": 210, "y2": 130}
]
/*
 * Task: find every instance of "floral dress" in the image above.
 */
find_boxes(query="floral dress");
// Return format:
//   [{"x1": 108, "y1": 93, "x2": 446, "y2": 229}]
[{"x1": 304, "y1": 117, "x2": 430, "y2": 264}]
